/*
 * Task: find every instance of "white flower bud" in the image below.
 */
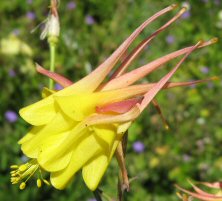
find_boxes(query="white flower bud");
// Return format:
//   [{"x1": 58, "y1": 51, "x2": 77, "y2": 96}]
[{"x1": 40, "y1": 15, "x2": 60, "y2": 40}]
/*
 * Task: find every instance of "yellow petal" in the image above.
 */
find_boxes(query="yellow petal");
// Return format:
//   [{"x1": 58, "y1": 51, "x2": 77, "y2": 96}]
[
  {"x1": 38, "y1": 131, "x2": 72, "y2": 172},
  {"x1": 82, "y1": 154, "x2": 109, "y2": 191},
  {"x1": 82, "y1": 154, "x2": 108, "y2": 191},
  {"x1": 21, "y1": 112, "x2": 74, "y2": 158},
  {"x1": 41, "y1": 87, "x2": 55, "y2": 98},
  {"x1": 117, "y1": 122, "x2": 132, "y2": 134},
  {"x1": 50, "y1": 134, "x2": 102, "y2": 190},
  {"x1": 37, "y1": 122, "x2": 88, "y2": 171},
  {"x1": 82, "y1": 132, "x2": 124, "y2": 190},
  {"x1": 92, "y1": 124, "x2": 116, "y2": 151},
  {"x1": 19, "y1": 96, "x2": 55, "y2": 126},
  {"x1": 54, "y1": 93, "x2": 91, "y2": 121},
  {"x1": 18, "y1": 126, "x2": 43, "y2": 144},
  {"x1": 20, "y1": 84, "x2": 145, "y2": 126}
]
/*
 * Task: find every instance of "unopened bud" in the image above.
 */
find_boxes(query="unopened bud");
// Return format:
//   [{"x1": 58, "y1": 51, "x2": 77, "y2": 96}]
[
  {"x1": 48, "y1": 15, "x2": 60, "y2": 38},
  {"x1": 43, "y1": 179, "x2": 50, "y2": 186},
  {"x1": 40, "y1": 15, "x2": 60, "y2": 41}
]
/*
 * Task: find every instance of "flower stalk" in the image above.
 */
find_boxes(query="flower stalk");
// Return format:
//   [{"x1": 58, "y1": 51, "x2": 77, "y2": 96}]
[
  {"x1": 48, "y1": 40, "x2": 56, "y2": 89},
  {"x1": 39, "y1": 0, "x2": 60, "y2": 89},
  {"x1": 93, "y1": 189, "x2": 103, "y2": 201},
  {"x1": 48, "y1": 0, "x2": 59, "y2": 89}
]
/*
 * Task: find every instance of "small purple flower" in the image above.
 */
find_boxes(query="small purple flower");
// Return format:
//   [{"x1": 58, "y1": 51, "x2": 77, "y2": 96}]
[
  {"x1": 181, "y1": 11, "x2": 191, "y2": 19},
  {"x1": 26, "y1": 11, "x2": 36, "y2": 20},
  {"x1": 200, "y1": 66, "x2": 209, "y2": 74},
  {"x1": 166, "y1": 35, "x2": 175, "y2": 44},
  {"x1": 8, "y1": 69, "x2": 16, "y2": 77},
  {"x1": 27, "y1": 0, "x2": 33, "y2": 4},
  {"x1": 87, "y1": 199, "x2": 97, "y2": 201},
  {"x1": 55, "y1": 83, "x2": 64, "y2": 90},
  {"x1": 12, "y1": 29, "x2": 20, "y2": 36},
  {"x1": 85, "y1": 15, "x2": 95, "y2": 25},
  {"x1": 133, "y1": 141, "x2": 145, "y2": 153},
  {"x1": 5, "y1": 110, "x2": 18, "y2": 123},
  {"x1": 214, "y1": 0, "x2": 220, "y2": 5},
  {"x1": 67, "y1": 1, "x2": 76, "y2": 10}
]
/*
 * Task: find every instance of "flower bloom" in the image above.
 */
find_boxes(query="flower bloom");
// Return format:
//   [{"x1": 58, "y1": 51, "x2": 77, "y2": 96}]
[{"x1": 10, "y1": 4, "x2": 217, "y2": 191}]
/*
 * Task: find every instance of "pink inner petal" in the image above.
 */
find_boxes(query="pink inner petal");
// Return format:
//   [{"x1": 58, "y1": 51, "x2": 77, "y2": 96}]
[{"x1": 96, "y1": 97, "x2": 143, "y2": 114}]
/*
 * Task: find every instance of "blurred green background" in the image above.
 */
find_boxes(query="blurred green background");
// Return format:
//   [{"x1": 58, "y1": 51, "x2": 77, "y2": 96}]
[{"x1": 0, "y1": 0, "x2": 222, "y2": 200}]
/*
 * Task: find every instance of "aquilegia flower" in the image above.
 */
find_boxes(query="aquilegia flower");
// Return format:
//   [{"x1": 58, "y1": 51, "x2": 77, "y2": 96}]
[
  {"x1": 10, "y1": 4, "x2": 217, "y2": 191},
  {"x1": 176, "y1": 180, "x2": 222, "y2": 201}
]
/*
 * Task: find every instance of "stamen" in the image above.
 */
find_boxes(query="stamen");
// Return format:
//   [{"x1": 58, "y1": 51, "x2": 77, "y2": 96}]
[
  {"x1": 37, "y1": 179, "x2": 42, "y2": 188},
  {"x1": 19, "y1": 164, "x2": 28, "y2": 172},
  {"x1": 19, "y1": 182, "x2": 26, "y2": 190},
  {"x1": 10, "y1": 165, "x2": 19, "y2": 169},
  {"x1": 10, "y1": 159, "x2": 49, "y2": 189},
  {"x1": 43, "y1": 179, "x2": 50, "y2": 186}
]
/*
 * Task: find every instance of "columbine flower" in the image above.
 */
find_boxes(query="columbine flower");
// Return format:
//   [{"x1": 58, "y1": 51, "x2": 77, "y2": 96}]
[
  {"x1": 11, "y1": 4, "x2": 217, "y2": 191},
  {"x1": 176, "y1": 180, "x2": 222, "y2": 201}
]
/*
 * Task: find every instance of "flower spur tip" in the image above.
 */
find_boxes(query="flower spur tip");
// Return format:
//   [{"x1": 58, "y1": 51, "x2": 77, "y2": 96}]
[
  {"x1": 171, "y1": 3, "x2": 178, "y2": 9},
  {"x1": 197, "y1": 40, "x2": 205, "y2": 46},
  {"x1": 210, "y1": 76, "x2": 220, "y2": 81},
  {"x1": 210, "y1": 37, "x2": 219, "y2": 44},
  {"x1": 180, "y1": 7, "x2": 188, "y2": 14},
  {"x1": 35, "y1": 63, "x2": 44, "y2": 71}
]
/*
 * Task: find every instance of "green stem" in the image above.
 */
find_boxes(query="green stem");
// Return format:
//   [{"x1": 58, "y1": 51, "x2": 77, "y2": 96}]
[
  {"x1": 93, "y1": 189, "x2": 103, "y2": 201},
  {"x1": 49, "y1": 41, "x2": 56, "y2": 89}
]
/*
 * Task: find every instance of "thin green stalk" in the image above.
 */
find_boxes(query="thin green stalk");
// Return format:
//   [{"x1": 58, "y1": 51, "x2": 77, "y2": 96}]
[
  {"x1": 93, "y1": 189, "x2": 103, "y2": 201},
  {"x1": 49, "y1": 42, "x2": 56, "y2": 89}
]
